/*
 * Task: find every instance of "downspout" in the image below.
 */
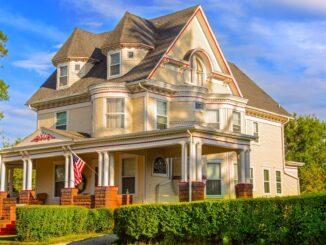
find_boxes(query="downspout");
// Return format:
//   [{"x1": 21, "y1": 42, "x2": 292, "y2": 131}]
[
  {"x1": 138, "y1": 82, "x2": 148, "y2": 131},
  {"x1": 187, "y1": 130, "x2": 193, "y2": 202},
  {"x1": 281, "y1": 117, "x2": 300, "y2": 195}
]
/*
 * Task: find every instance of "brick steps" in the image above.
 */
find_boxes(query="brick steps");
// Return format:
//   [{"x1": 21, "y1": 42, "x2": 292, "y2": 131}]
[{"x1": 0, "y1": 221, "x2": 16, "y2": 235}]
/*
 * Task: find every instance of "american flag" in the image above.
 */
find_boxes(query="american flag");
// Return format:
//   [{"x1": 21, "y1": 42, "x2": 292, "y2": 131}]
[{"x1": 72, "y1": 152, "x2": 86, "y2": 185}]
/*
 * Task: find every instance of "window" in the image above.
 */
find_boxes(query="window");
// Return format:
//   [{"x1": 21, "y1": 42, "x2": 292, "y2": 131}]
[
  {"x1": 232, "y1": 111, "x2": 241, "y2": 133},
  {"x1": 75, "y1": 64, "x2": 81, "y2": 71},
  {"x1": 206, "y1": 109, "x2": 220, "y2": 129},
  {"x1": 195, "y1": 102, "x2": 204, "y2": 111},
  {"x1": 153, "y1": 157, "x2": 168, "y2": 176},
  {"x1": 250, "y1": 167, "x2": 254, "y2": 186},
  {"x1": 59, "y1": 65, "x2": 68, "y2": 87},
  {"x1": 110, "y1": 52, "x2": 121, "y2": 76},
  {"x1": 157, "y1": 100, "x2": 167, "y2": 129},
  {"x1": 127, "y1": 51, "x2": 134, "y2": 59},
  {"x1": 56, "y1": 111, "x2": 67, "y2": 130},
  {"x1": 121, "y1": 158, "x2": 135, "y2": 194},
  {"x1": 263, "y1": 169, "x2": 270, "y2": 194},
  {"x1": 191, "y1": 56, "x2": 205, "y2": 86},
  {"x1": 253, "y1": 122, "x2": 259, "y2": 142},
  {"x1": 276, "y1": 170, "x2": 282, "y2": 194},
  {"x1": 54, "y1": 164, "x2": 65, "y2": 197},
  {"x1": 233, "y1": 163, "x2": 238, "y2": 186},
  {"x1": 206, "y1": 162, "x2": 222, "y2": 195},
  {"x1": 106, "y1": 98, "x2": 125, "y2": 129}
]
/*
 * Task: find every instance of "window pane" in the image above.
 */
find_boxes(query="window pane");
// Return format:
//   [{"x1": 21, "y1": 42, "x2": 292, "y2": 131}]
[
  {"x1": 264, "y1": 182, "x2": 270, "y2": 193},
  {"x1": 195, "y1": 102, "x2": 204, "y2": 110},
  {"x1": 128, "y1": 51, "x2": 134, "y2": 58},
  {"x1": 233, "y1": 163, "x2": 238, "y2": 182},
  {"x1": 107, "y1": 98, "x2": 124, "y2": 113},
  {"x1": 110, "y1": 53, "x2": 120, "y2": 65},
  {"x1": 264, "y1": 170, "x2": 269, "y2": 181},
  {"x1": 59, "y1": 76, "x2": 68, "y2": 86},
  {"x1": 276, "y1": 171, "x2": 281, "y2": 182},
  {"x1": 157, "y1": 101, "x2": 167, "y2": 116},
  {"x1": 206, "y1": 180, "x2": 221, "y2": 195},
  {"x1": 122, "y1": 177, "x2": 135, "y2": 194},
  {"x1": 54, "y1": 165, "x2": 65, "y2": 197},
  {"x1": 60, "y1": 66, "x2": 67, "y2": 76},
  {"x1": 153, "y1": 157, "x2": 167, "y2": 175},
  {"x1": 207, "y1": 162, "x2": 221, "y2": 179},
  {"x1": 110, "y1": 64, "x2": 120, "y2": 76},
  {"x1": 56, "y1": 112, "x2": 67, "y2": 129},
  {"x1": 122, "y1": 158, "x2": 135, "y2": 177},
  {"x1": 277, "y1": 183, "x2": 282, "y2": 194},
  {"x1": 107, "y1": 115, "x2": 124, "y2": 128}
]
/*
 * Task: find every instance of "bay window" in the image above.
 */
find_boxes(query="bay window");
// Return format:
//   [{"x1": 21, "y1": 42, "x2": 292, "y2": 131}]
[{"x1": 107, "y1": 98, "x2": 125, "y2": 129}]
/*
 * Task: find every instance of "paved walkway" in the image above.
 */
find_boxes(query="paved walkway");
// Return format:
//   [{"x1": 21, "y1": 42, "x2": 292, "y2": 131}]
[{"x1": 56, "y1": 234, "x2": 118, "y2": 245}]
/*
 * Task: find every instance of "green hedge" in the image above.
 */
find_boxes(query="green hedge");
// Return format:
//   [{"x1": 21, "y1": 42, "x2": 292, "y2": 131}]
[
  {"x1": 16, "y1": 206, "x2": 113, "y2": 241},
  {"x1": 114, "y1": 193, "x2": 326, "y2": 244}
]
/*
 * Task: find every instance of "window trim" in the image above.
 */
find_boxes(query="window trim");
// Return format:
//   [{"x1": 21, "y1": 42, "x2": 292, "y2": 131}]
[
  {"x1": 106, "y1": 97, "x2": 126, "y2": 130},
  {"x1": 156, "y1": 99, "x2": 168, "y2": 130},
  {"x1": 109, "y1": 51, "x2": 122, "y2": 77},
  {"x1": 119, "y1": 154, "x2": 138, "y2": 196},
  {"x1": 232, "y1": 111, "x2": 242, "y2": 134},
  {"x1": 263, "y1": 168, "x2": 271, "y2": 195},
  {"x1": 206, "y1": 160, "x2": 223, "y2": 197},
  {"x1": 152, "y1": 156, "x2": 169, "y2": 177},
  {"x1": 275, "y1": 169, "x2": 282, "y2": 195},
  {"x1": 55, "y1": 111, "x2": 68, "y2": 130},
  {"x1": 58, "y1": 64, "x2": 69, "y2": 89}
]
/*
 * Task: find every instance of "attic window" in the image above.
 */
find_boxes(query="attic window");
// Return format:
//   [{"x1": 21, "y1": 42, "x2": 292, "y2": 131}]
[
  {"x1": 59, "y1": 66, "x2": 68, "y2": 87},
  {"x1": 110, "y1": 52, "x2": 121, "y2": 76},
  {"x1": 75, "y1": 64, "x2": 81, "y2": 71},
  {"x1": 128, "y1": 51, "x2": 134, "y2": 59}
]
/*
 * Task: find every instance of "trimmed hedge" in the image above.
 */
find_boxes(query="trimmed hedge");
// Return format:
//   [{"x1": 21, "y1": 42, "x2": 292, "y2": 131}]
[
  {"x1": 16, "y1": 206, "x2": 113, "y2": 241},
  {"x1": 114, "y1": 193, "x2": 326, "y2": 244}
]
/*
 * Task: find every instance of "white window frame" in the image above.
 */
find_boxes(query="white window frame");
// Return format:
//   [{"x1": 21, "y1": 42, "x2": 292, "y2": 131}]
[
  {"x1": 232, "y1": 111, "x2": 242, "y2": 133},
  {"x1": 275, "y1": 170, "x2": 282, "y2": 195},
  {"x1": 206, "y1": 161, "x2": 223, "y2": 197},
  {"x1": 53, "y1": 161, "x2": 65, "y2": 200},
  {"x1": 253, "y1": 122, "x2": 259, "y2": 142},
  {"x1": 194, "y1": 102, "x2": 205, "y2": 111},
  {"x1": 233, "y1": 162, "x2": 238, "y2": 187},
  {"x1": 58, "y1": 64, "x2": 69, "y2": 89},
  {"x1": 263, "y1": 168, "x2": 271, "y2": 195},
  {"x1": 109, "y1": 51, "x2": 121, "y2": 77},
  {"x1": 250, "y1": 167, "x2": 255, "y2": 191},
  {"x1": 55, "y1": 111, "x2": 68, "y2": 130},
  {"x1": 106, "y1": 98, "x2": 126, "y2": 129},
  {"x1": 156, "y1": 99, "x2": 168, "y2": 130},
  {"x1": 152, "y1": 156, "x2": 169, "y2": 177},
  {"x1": 206, "y1": 109, "x2": 220, "y2": 129},
  {"x1": 119, "y1": 154, "x2": 138, "y2": 196}
]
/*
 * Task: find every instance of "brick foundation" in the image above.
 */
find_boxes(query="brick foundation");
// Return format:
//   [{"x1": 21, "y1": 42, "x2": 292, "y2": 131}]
[
  {"x1": 235, "y1": 183, "x2": 253, "y2": 198},
  {"x1": 73, "y1": 195, "x2": 95, "y2": 208},
  {"x1": 60, "y1": 188, "x2": 78, "y2": 205},
  {"x1": 179, "y1": 182, "x2": 205, "y2": 202},
  {"x1": 0, "y1": 192, "x2": 16, "y2": 221},
  {"x1": 19, "y1": 190, "x2": 35, "y2": 204},
  {"x1": 95, "y1": 186, "x2": 133, "y2": 208}
]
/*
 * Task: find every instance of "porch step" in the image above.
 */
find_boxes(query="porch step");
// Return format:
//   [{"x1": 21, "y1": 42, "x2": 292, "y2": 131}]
[{"x1": 0, "y1": 220, "x2": 16, "y2": 235}]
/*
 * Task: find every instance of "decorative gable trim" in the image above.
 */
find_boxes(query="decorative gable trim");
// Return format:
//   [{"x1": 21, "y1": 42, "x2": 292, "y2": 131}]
[{"x1": 31, "y1": 132, "x2": 56, "y2": 142}]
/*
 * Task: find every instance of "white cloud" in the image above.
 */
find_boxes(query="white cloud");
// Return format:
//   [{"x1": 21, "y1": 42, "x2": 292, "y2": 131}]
[
  {"x1": 0, "y1": 9, "x2": 66, "y2": 42},
  {"x1": 260, "y1": 0, "x2": 326, "y2": 14},
  {"x1": 12, "y1": 52, "x2": 55, "y2": 76}
]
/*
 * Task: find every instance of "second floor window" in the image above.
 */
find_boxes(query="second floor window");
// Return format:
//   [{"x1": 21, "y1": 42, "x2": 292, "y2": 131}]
[
  {"x1": 206, "y1": 109, "x2": 220, "y2": 129},
  {"x1": 59, "y1": 65, "x2": 68, "y2": 87},
  {"x1": 276, "y1": 170, "x2": 282, "y2": 194},
  {"x1": 263, "y1": 169, "x2": 270, "y2": 194},
  {"x1": 107, "y1": 98, "x2": 125, "y2": 129},
  {"x1": 110, "y1": 52, "x2": 120, "y2": 76},
  {"x1": 232, "y1": 111, "x2": 241, "y2": 133},
  {"x1": 56, "y1": 111, "x2": 67, "y2": 130},
  {"x1": 253, "y1": 122, "x2": 259, "y2": 142},
  {"x1": 157, "y1": 100, "x2": 167, "y2": 129}
]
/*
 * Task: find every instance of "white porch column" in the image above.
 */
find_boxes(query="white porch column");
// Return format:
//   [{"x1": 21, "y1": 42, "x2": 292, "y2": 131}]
[
  {"x1": 0, "y1": 156, "x2": 6, "y2": 192},
  {"x1": 245, "y1": 149, "x2": 251, "y2": 183},
  {"x1": 26, "y1": 158, "x2": 33, "y2": 190},
  {"x1": 22, "y1": 159, "x2": 27, "y2": 190},
  {"x1": 97, "y1": 152, "x2": 103, "y2": 186},
  {"x1": 109, "y1": 152, "x2": 115, "y2": 186},
  {"x1": 69, "y1": 153, "x2": 75, "y2": 188},
  {"x1": 180, "y1": 142, "x2": 188, "y2": 182},
  {"x1": 103, "y1": 152, "x2": 109, "y2": 186},
  {"x1": 196, "y1": 142, "x2": 203, "y2": 181},
  {"x1": 64, "y1": 154, "x2": 70, "y2": 188},
  {"x1": 237, "y1": 150, "x2": 246, "y2": 183},
  {"x1": 189, "y1": 140, "x2": 196, "y2": 181}
]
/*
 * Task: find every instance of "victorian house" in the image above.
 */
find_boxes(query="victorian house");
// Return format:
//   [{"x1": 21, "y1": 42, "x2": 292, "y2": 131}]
[{"x1": 0, "y1": 5, "x2": 302, "y2": 208}]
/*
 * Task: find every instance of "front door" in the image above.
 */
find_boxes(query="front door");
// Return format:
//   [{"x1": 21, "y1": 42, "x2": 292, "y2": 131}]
[
  {"x1": 206, "y1": 161, "x2": 222, "y2": 196},
  {"x1": 121, "y1": 158, "x2": 136, "y2": 194}
]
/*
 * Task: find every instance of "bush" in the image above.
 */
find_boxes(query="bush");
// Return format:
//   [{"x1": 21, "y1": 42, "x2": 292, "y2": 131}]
[
  {"x1": 114, "y1": 193, "x2": 326, "y2": 244},
  {"x1": 16, "y1": 206, "x2": 113, "y2": 241}
]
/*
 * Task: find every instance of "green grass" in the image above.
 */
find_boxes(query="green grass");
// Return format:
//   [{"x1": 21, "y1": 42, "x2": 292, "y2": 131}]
[{"x1": 0, "y1": 232, "x2": 110, "y2": 245}]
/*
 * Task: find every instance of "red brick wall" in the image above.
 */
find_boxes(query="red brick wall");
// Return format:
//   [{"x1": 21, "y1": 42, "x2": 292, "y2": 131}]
[
  {"x1": 235, "y1": 183, "x2": 253, "y2": 198},
  {"x1": 179, "y1": 182, "x2": 205, "y2": 202}
]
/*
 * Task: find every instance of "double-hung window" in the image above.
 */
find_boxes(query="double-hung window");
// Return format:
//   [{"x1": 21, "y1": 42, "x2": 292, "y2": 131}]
[
  {"x1": 206, "y1": 109, "x2": 220, "y2": 129},
  {"x1": 59, "y1": 65, "x2": 68, "y2": 87},
  {"x1": 206, "y1": 162, "x2": 222, "y2": 195},
  {"x1": 110, "y1": 52, "x2": 121, "y2": 76},
  {"x1": 263, "y1": 169, "x2": 270, "y2": 194},
  {"x1": 56, "y1": 111, "x2": 67, "y2": 130},
  {"x1": 107, "y1": 98, "x2": 125, "y2": 129},
  {"x1": 276, "y1": 170, "x2": 282, "y2": 194},
  {"x1": 250, "y1": 167, "x2": 254, "y2": 186},
  {"x1": 157, "y1": 100, "x2": 167, "y2": 129},
  {"x1": 232, "y1": 111, "x2": 241, "y2": 133},
  {"x1": 253, "y1": 122, "x2": 259, "y2": 142}
]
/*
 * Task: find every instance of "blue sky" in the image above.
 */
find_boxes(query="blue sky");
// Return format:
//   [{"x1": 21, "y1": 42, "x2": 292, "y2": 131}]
[{"x1": 0, "y1": 0, "x2": 325, "y2": 143}]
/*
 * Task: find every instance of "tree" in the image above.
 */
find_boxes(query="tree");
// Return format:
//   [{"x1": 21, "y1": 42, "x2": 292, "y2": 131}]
[
  {"x1": 285, "y1": 114, "x2": 326, "y2": 193},
  {"x1": 0, "y1": 30, "x2": 9, "y2": 119}
]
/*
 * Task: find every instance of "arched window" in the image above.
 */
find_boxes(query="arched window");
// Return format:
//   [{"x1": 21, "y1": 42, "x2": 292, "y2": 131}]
[{"x1": 191, "y1": 56, "x2": 206, "y2": 86}]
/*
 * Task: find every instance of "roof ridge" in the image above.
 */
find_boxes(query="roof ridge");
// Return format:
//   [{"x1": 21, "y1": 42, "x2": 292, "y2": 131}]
[{"x1": 149, "y1": 4, "x2": 199, "y2": 22}]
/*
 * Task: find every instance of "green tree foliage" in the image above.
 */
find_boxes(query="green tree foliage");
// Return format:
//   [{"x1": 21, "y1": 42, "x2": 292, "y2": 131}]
[
  {"x1": 285, "y1": 114, "x2": 326, "y2": 193},
  {"x1": 0, "y1": 31, "x2": 9, "y2": 119}
]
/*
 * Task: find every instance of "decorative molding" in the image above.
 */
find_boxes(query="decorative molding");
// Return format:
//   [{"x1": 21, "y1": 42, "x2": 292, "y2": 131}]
[{"x1": 31, "y1": 132, "x2": 56, "y2": 142}]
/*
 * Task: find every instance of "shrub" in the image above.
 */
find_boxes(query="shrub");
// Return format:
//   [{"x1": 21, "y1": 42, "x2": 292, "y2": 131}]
[
  {"x1": 16, "y1": 206, "x2": 113, "y2": 241},
  {"x1": 114, "y1": 193, "x2": 326, "y2": 244}
]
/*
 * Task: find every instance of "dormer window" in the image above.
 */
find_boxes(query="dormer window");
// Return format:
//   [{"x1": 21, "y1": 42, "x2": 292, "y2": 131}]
[
  {"x1": 109, "y1": 52, "x2": 121, "y2": 76},
  {"x1": 59, "y1": 65, "x2": 68, "y2": 87}
]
